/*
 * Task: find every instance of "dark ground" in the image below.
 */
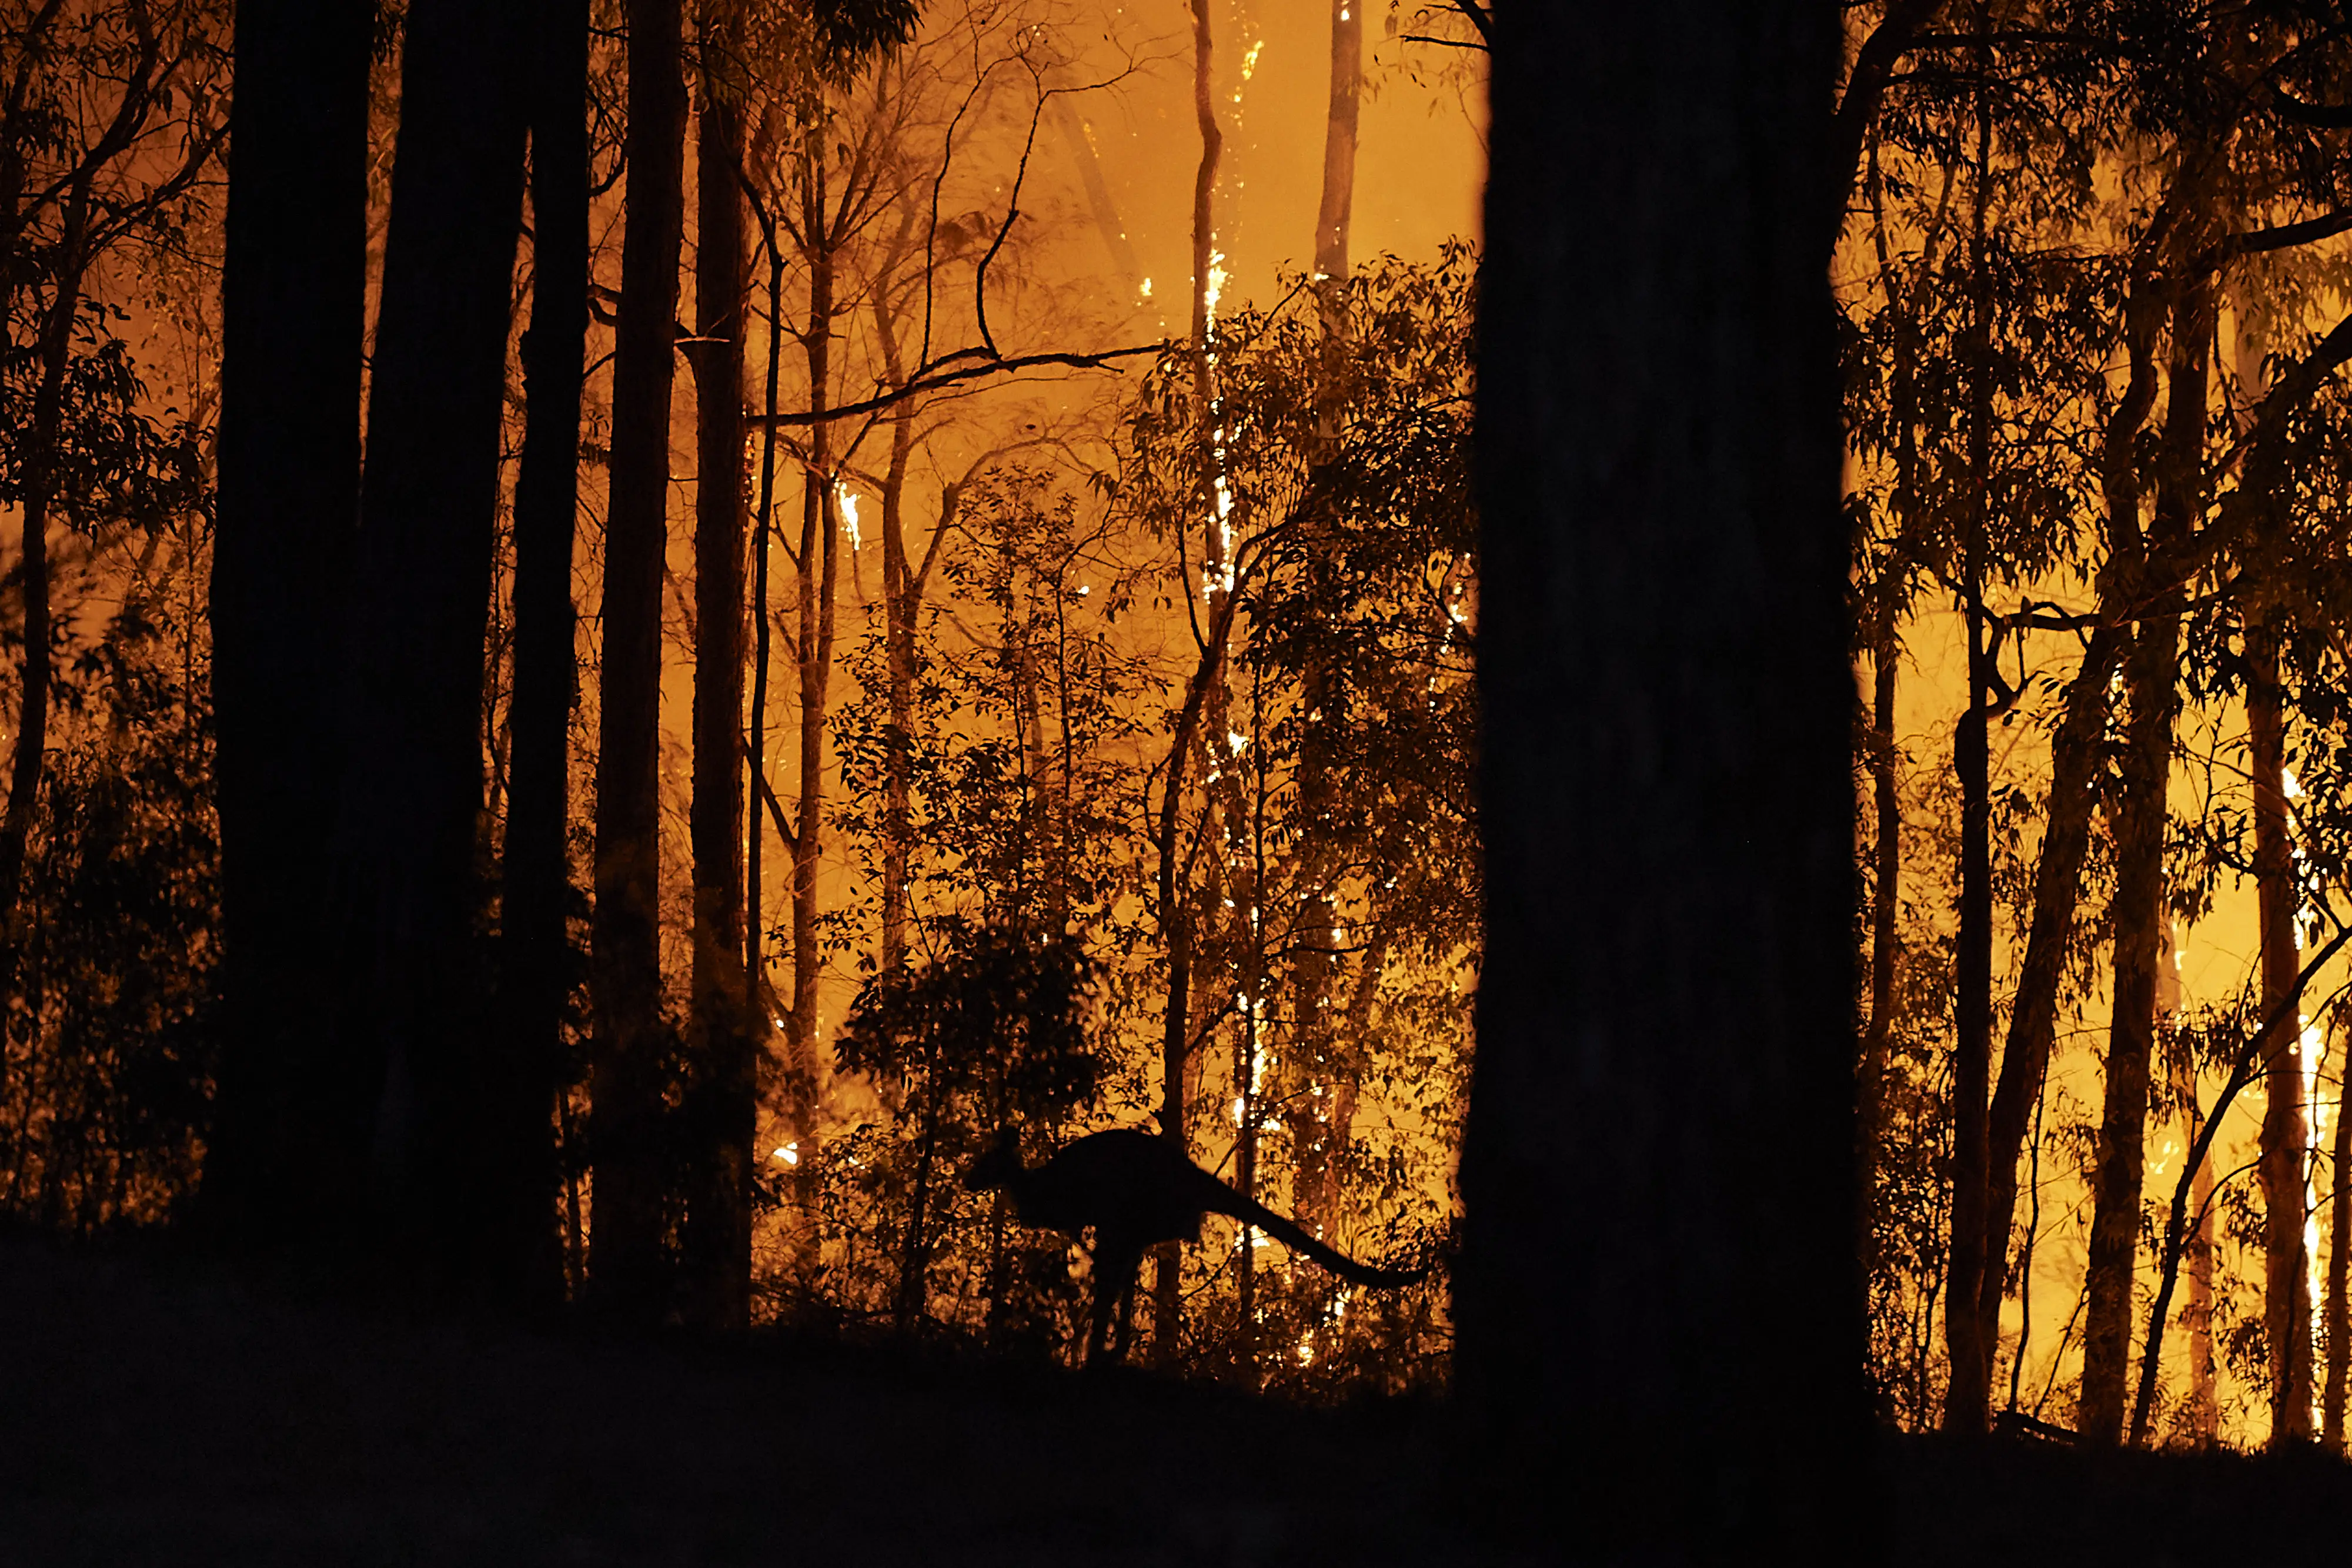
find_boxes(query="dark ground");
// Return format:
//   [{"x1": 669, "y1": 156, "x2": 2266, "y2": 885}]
[{"x1": 5, "y1": 1241, "x2": 2351, "y2": 1566}]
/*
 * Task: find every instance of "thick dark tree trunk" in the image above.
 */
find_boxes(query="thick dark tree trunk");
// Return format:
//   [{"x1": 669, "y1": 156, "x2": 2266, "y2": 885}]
[
  {"x1": 2250, "y1": 624, "x2": 2316, "y2": 1445},
  {"x1": 589, "y1": 0, "x2": 687, "y2": 1323},
  {"x1": 1459, "y1": 3, "x2": 1857, "y2": 1551},
  {"x1": 2079, "y1": 273, "x2": 2209, "y2": 1446},
  {"x1": 493, "y1": 0, "x2": 590, "y2": 1312},
  {"x1": 683, "y1": 0, "x2": 754, "y2": 1332},
  {"x1": 338, "y1": 0, "x2": 531, "y2": 1281},
  {"x1": 205, "y1": 0, "x2": 375, "y2": 1253}
]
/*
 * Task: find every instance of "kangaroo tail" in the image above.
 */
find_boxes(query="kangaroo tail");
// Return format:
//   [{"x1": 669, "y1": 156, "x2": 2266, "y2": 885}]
[{"x1": 1198, "y1": 1172, "x2": 1426, "y2": 1288}]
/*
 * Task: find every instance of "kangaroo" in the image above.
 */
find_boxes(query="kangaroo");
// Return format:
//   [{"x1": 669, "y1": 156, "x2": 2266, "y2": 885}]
[{"x1": 964, "y1": 1126, "x2": 1425, "y2": 1366}]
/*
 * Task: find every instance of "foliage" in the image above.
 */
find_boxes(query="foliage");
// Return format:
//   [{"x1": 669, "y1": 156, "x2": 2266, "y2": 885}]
[{"x1": 0, "y1": 591, "x2": 218, "y2": 1235}]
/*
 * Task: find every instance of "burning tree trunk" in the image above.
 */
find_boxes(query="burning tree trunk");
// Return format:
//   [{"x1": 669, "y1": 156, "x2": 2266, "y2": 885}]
[
  {"x1": 1858, "y1": 633, "x2": 1899, "y2": 1293},
  {"x1": 2250, "y1": 620, "x2": 2316, "y2": 1445},
  {"x1": 2324, "y1": 1016, "x2": 2351, "y2": 1451},
  {"x1": 1460, "y1": 2, "x2": 1857, "y2": 1551},
  {"x1": 589, "y1": 0, "x2": 687, "y2": 1323},
  {"x1": 491, "y1": 0, "x2": 590, "y2": 1310},
  {"x1": 2080, "y1": 270, "x2": 2210, "y2": 1446},
  {"x1": 683, "y1": 0, "x2": 755, "y2": 1333},
  {"x1": 339, "y1": 0, "x2": 530, "y2": 1278}
]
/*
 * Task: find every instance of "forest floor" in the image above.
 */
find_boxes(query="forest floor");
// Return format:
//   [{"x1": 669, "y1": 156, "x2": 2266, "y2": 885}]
[{"x1": 5, "y1": 1238, "x2": 2351, "y2": 1567}]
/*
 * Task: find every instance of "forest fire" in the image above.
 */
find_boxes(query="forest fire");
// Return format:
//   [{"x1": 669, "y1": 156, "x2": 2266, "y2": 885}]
[
  {"x1": 18, "y1": 0, "x2": 2352, "y2": 1559},
  {"x1": 2, "y1": 0, "x2": 1476, "y2": 1395}
]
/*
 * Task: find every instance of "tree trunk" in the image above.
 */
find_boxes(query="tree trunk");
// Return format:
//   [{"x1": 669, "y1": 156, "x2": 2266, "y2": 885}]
[
  {"x1": 877, "y1": 397, "x2": 917, "y2": 974},
  {"x1": 2323, "y1": 1015, "x2": 2351, "y2": 1451},
  {"x1": 1459, "y1": 2, "x2": 1856, "y2": 1550},
  {"x1": 683, "y1": 0, "x2": 754, "y2": 1333},
  {"x1": 1972, "y1": 623, "x2": 2124, "y2": 1372},
  {"x1": 1943, "y1": 98, "x2": 1995, "y2": 1432},
  {"x1": 589, "y1": 0, "x2": 686, "y2": 1324},
  {"x1": 749, "y1": 228, "x2": 783, "y2": 1034},
  {"x1": 1857, "y1": 636, "x2": 1899, "y2": 1296},
  {"x1": 202, "y1": 0, "x2": 374, "y2": 1252},
  {"x1": 2079, "y1": 272, "x2": 2209, "y2": 1446},
  {"x1": 340, "y1": 0, "x2": 531, "y2": 1279},
  {"x1": 786, "y1": 149, "x2": 837, "y2": 1093},
  {"x1": 2250, "y1": 621, "x2": 2315, "y2": 1445},
  {"x1": 1147, "y1": 0, "x2": 1225, "y2": 1369},
  {"x1": 2180, "y1": 1012, "x2": 2219, "y2": 1445},
  {"x1": 0, "y1": 209, "x2": 88, "y2": 989},
  {"x1": 1288, "y1": 0, "x2": 1361, "y2": 1238},
  {"x1": 493, "y1": 0, "x2": 590, "y2": 1312}
]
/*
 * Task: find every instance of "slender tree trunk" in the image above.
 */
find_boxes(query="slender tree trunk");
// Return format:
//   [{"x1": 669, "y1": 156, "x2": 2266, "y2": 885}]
[
  {"x1": 683, "y1": 0, "x2": 754, "y2": 1333},
  {"x1": 1150, "y1": 0, "x2": 1225, "y2": 1367},
  {"x1": 2250, "y1": 621, "x2": 2315, "y2": 1445},
  {"x1": 1973, "y1": 623, "x2": 2124, "y2": 1360},
  {"x1": 1857, "y1": 635, "x2": 1899, "y2": 1292},
  {"x1": 340, "y1": 0, "x2": 532, "y2": 1279},
  {"x1": 2080, "y1": 272, "x2": 2210, "y2": 1446},
  {"x1": 1459, "y1": 3, "x2": 1856, "y2": 1549},
  {"x1": 589, "y1": 0, "x2": 687, "y2": 1323},
  {"x1": 202, "y1": 0, "x2": 375, "y2": 1251},
  {"x1": 1289, "y1": 0, "x2": 1361, "y2": 1236},
  {"x1": 2180, "y1": 1017, "x2": 2219, "y2": 1444},
  {"x1": 493, "y1": 0, "x2": 589, "y2": 1311},
  {"x1": 877, "y1": 396, "x2": 917, "y2": 973},
  {"x1": 0, "y1": 215, "x2": 87, "y2": 983},
  {"x1": 787, "y1": 153, "x2": 837, "y2": 1093},
  {"x1": 749, "y1": 229, "x2": 783, "y2": 1027},
  {"x1": 2323, "y1": 1015, "x2": 2351, "y2": 1450},
  {"x1": 1943, "y1": 96, "x2": 1995, "y2": 1432}
]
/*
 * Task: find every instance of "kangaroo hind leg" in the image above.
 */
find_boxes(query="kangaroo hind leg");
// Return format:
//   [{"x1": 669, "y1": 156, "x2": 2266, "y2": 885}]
[{"x1": 1087, "y1": 1242, "x2": 1143, "y2": 1369}]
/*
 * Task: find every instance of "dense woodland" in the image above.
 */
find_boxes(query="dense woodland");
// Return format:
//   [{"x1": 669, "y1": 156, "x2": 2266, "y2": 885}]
[
  {"x1": 32, "y1": 0, "x2": 2352, "y2": 1550},
  {"x1": 0, "y1": 0, "x2": 1478, "y2": 1398}
]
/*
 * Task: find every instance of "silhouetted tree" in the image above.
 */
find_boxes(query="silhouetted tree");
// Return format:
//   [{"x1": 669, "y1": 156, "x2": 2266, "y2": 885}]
[
  {"x1": 336, "y1": 0, "x2": 531, "y2": 1282},
  {"x1": 1457, "y1": 1, "x2": 1859, "y2": 1553},
  {"x1": 492, "y1": 0, "x2": 593, "y2": 1313},
  {"x1": 588, "y1": 0, "x2": 688, "y2": 1325},
  {"x1": 206, "y1": 0, "x2": 372, "y2": 1253}
]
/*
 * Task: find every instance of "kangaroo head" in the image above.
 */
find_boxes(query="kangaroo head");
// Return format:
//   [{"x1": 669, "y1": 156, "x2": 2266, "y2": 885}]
[{"x1": 963, "y1": 1126, "x2": 1024, "y2": 1192}]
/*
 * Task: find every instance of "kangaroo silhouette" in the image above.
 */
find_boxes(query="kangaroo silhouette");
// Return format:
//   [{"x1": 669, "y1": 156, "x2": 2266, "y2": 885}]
[{"x1": 964, "y1": 1126, "x2": 1424, "y2": 1366}]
